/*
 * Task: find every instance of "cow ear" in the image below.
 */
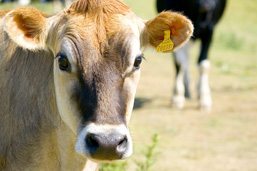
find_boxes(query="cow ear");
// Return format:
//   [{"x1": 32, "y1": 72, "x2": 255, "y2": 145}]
[
  {"x1": 4, "y1": 7, "x2": 48, "y2": 50},
  {"x1": 142, "y1": 11, "x2": 193, "y2": 52}
]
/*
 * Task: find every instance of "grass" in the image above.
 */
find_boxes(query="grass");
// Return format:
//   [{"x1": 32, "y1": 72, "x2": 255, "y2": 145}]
[
  {"x1": 0, "y1": 1, "x2": 55, "y2": 13},
  {"x1": 1, "y1": 0, "x2": 257, "y2": 170},
  {"x1": 134, "y1": 133, "x2": 159, "y2": 171}
]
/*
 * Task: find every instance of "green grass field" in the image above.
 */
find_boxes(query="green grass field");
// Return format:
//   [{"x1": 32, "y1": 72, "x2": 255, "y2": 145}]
[{"x1": 1, "y1": 0, "x2": 257, "y2": 170}]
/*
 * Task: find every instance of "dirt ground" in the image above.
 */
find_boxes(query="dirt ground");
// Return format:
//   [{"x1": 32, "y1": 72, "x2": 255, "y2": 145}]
[{"x1": 129, "y1": 49, "x2": 257, "y2": 170}]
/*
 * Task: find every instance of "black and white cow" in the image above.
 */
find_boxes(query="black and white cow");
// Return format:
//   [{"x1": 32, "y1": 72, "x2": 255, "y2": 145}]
[{"x1": 157, "y1": 0, "x2": 226, "y2": 110}]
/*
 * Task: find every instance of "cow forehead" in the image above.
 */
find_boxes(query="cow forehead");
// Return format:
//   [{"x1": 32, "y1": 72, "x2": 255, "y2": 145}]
[
  {"x1": 59, "y1": 12, "x2": 142, "y2": 66},
  {"x1": 63, "y1": 12, "x2": 142, "y2": 46},
  {"x1": 60, "y1": 0, "x2": 144, "y2": 48}
]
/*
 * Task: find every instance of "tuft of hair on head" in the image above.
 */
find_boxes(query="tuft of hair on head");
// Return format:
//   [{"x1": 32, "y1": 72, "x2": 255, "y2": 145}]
[
  {"x1": 67, "y1": 0, "x2": 130, "y2": 16},
  {"x1": 66, "y1": 0, "x2": 131, "y2": 48}
]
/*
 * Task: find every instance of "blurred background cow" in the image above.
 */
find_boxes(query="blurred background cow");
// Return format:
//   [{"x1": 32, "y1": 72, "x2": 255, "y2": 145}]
[{"x1": 157, "y1": 0, "x2": 227, "y2": 110}]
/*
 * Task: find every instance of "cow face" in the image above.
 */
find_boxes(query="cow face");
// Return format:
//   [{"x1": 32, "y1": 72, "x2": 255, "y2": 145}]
[
  {"x1": 4, "y1": 0, "x2": 193, "y2": 162},
  {"x1": 49, "y1": 14, "x2": 143, "y2": 161}
]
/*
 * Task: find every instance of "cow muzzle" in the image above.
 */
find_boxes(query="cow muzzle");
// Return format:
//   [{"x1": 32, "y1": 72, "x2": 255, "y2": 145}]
[{"x1": 75, "y1": 123, "x2": 133, "y2": 161}]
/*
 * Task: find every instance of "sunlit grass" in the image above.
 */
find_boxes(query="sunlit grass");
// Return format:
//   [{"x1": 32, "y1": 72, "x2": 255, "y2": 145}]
[{"x1": 0, "y1": 2, "x2": 55, "y2": 14}]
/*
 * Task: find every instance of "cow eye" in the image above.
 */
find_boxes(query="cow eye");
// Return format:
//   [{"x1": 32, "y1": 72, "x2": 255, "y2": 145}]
[
  {"x1": 56, "y1": 53, "x2": 70, "y2": 71},
  {"x1": 134, "y1": 56, "x2": 143, "y2": 69}
]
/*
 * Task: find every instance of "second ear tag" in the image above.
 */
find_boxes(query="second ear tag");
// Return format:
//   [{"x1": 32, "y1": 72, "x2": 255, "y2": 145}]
[{"x1": 156, "y1": 30, "x2": 174, "y2": 52}]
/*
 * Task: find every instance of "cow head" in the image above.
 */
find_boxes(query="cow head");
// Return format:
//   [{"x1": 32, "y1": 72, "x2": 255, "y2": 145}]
[{"x1": 3, "y1": 0, "x2": 193, "y2": 162}]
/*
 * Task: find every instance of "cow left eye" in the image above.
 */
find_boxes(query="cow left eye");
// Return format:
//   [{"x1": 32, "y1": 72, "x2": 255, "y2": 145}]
[
  {"x1": 134, "y1": 56, "x2": 143, "y2": 69},
  {"x1": 56, "y1": 53, "x2": 70, "y2": 71}
]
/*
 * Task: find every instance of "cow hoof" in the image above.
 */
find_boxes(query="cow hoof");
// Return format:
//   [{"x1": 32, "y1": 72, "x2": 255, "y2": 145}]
[
  {"x1": 200, "y1": 104, "x2": 211, "y2": 111},
  {"x1": 172, "y1": 95, "x2": 185, "y2": 109},
  {"x1": 199, "y1": 97, "x2": 212, "y2": 111}
]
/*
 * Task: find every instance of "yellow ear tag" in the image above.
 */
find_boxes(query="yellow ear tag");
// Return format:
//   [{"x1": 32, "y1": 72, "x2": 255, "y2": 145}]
[{"x1": 156, "y1": 30, "x2": 174, "y2": 52}]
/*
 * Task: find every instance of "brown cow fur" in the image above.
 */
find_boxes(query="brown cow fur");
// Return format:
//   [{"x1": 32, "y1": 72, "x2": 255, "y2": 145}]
[{"x1": 0, "y1": 0, "x2": 193, "y2": 170}]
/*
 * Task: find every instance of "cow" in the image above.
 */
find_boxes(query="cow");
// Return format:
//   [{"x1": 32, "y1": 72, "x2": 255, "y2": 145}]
[
  {"x1": 156, "y1": 0, "x2": 226, "y2": 110},
  {"x1": 0, "y1": 0, "x2": 193, "y2": 170}
]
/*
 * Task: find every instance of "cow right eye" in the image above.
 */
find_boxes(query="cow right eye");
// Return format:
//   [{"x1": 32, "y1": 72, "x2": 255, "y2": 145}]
[
  {"x1": 133, "y1": 55, "x2": 144, "y2": 70},
  {"x1": 56, "y1": 53, "x2": 70, "y2": 71}
]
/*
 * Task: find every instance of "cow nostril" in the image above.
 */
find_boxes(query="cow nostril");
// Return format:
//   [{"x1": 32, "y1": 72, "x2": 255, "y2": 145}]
[
  {"x1": 117, "y1": 136, "x2": 128, "y2": 153},
  {"x1": 86, "y1": 133, "x2": 99, "y2": 152}
]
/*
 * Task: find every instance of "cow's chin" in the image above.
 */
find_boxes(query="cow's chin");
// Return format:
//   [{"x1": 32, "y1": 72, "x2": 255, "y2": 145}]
[
  {"x1": 75, "y1": 123, "x2": 133, "y2": 161},
  {"x1": 84, "y1": 156, "x2": 130, "y2": 164}
]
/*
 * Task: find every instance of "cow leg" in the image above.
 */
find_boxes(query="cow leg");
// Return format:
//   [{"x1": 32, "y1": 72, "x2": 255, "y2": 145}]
[
  {"x1": 64, "y1": 0, "x2": 73, "y2": 9},
  {"x1": 18, "y1": 0, "x2": 30, "y2": 6},
  {"x1": 172, "y1": 41, "x2": 190, "y2": 109},
  {"x1": 54, "y1": 0, "x2": 63, "y2": 13},
  {"x1": 198, "y1": 59, "x2": 212, "y2": 111},
  {"x1": 198, "y1": 26, "x2": 214, "y2": 111}
]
